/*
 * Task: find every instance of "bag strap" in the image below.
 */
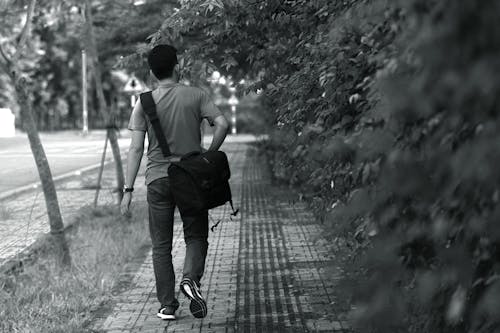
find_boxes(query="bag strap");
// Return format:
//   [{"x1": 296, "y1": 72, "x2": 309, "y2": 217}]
[
  {"x1": 229, "y1": 200, "x2": 239, "y2": 217},
  {"x1": 140, "y1": 91, "x2": 171, "y2": 158},
  {"x1": 210, "y1": 201, "x2": 240, "y2": 232}
]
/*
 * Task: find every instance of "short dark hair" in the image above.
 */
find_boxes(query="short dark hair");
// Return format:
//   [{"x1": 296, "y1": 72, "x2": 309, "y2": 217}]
[{"x1": 147, "y1": 44, "x2": 178, "y2": 80}]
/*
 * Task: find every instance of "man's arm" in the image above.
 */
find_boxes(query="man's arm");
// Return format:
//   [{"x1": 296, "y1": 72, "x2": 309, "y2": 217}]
[
  {"x1": 208, "y1": 115, "x2": 229, "y2": 151},
  {"x1": 120, "y1": 130, "x2": 146, "y2": 215},
  {"x1": 125, "y1": 130, "x2": 146, "y2": 187}
]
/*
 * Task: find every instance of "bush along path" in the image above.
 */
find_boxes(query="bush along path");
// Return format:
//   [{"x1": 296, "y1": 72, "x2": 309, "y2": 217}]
[
  {"x1": 146, "y1": 0, "x2": 500, "y2": 331},
  {"x1": 89, "y1": 142, "x2": 349, "y2": 333}
]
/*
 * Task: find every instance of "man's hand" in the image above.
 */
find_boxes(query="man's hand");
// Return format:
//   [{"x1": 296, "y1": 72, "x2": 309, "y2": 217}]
[
  {"x1": 120, "y1": 192, "x2": 133, "y2": 217},
  {"x1": 121, "y1": 129, "x2": 145, "y2": 218},
  {"x1": 208, "y1": 115, "x2": 229, "y2": 151}
]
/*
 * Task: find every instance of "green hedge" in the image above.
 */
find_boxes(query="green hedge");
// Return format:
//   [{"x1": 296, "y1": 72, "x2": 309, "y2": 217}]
[
  {"x1": 151, "y1": 0, "x2": 500, "y2": 331},
  {"x1": 264, "y1": 1, "x2": 500, "y2": 331}
]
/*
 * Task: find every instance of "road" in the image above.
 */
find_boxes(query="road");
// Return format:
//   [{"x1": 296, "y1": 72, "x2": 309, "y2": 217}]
[
  {"x1": 0, "y1": 131, "x2": 263, "y2": 197},
  {"x1": 0, "y1": 130, "x2": 131, "y2": 195}
]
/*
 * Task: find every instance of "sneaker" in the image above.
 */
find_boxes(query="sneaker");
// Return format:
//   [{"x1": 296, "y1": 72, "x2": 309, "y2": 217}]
[
  {"x1": 157, "y1": 306, "x2": 176, "y2": 320},
  {"x1": 180, "y1": 277, "x2": 207, "y2": 318}
]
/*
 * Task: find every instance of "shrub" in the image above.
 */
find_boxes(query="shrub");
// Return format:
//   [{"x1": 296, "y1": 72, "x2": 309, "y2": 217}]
[{"x1": 150, "y1": 0, "x2": 500, "y2": 330}]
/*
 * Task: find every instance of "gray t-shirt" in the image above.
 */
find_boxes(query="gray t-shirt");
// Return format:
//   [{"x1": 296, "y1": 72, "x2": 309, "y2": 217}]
[{"x1": 128, "y1": 82, "x2": 222, "y2": 185}]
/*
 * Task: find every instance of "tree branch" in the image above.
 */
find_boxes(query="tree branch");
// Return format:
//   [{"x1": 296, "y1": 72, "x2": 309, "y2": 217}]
[
  {"x1": 0, "y1": 43, "x2": 12, "y2": 73},
  {"x1": 13, "y1": 0, "x2": 37, "y2": 62}
]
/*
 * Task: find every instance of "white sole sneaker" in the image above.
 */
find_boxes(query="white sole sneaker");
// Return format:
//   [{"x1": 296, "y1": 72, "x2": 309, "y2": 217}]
[
  {"x1": 157, "y1": 309, "x2": 176, "y2": 320},
  {"x1": 180, "y1": 278, "x2": 207, "y2": 318}
]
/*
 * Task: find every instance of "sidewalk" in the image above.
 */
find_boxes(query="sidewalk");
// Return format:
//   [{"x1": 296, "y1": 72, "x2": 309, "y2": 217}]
[{"x1": 89, "y1": 143, "x2": 349, "y2": 332}]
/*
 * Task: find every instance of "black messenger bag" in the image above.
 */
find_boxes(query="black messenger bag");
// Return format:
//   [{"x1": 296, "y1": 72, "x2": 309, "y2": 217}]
[
  {"x1": 168, "y1": 151, "x2": 235, "y2": 216},
  {"x1": 140, "y1": 91, "x2": 238, "y2": 218}
]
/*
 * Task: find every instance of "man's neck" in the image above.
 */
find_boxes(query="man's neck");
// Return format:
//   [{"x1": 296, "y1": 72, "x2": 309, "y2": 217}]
[{"x1": 158, "y1": 77, "x2": 178, "y2": 86}]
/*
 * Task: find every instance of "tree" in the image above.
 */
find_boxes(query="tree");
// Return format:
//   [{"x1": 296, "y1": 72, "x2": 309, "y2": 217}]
[
  {"x1": 0, "y1": 0, "x2": 71, "y2": 267},
  {"x1": 83, "y1": 0, "x2": 124, "y2": 201}
]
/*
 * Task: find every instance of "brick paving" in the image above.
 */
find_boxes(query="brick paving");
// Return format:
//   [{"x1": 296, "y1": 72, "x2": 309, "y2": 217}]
[
  {"x1": 0, "y1": 158, "x2": 143, "y2": 269},
  {"x1": 90, "y1": 143, "x2": 349, "y2": 333}
]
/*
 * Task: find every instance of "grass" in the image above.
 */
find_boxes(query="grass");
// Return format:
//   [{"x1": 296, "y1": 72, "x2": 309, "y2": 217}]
[{"x1": 0, "y1": 202, "x2": 149, "y2": 333}]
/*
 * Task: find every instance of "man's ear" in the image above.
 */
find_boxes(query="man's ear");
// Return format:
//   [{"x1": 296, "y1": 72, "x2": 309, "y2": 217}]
[
  {"x1": 174, "y1": 64, "x2": 181, "y2": 78},
  {"x1": 149, "y1": 69, "x2": 157, "y2": 80}
]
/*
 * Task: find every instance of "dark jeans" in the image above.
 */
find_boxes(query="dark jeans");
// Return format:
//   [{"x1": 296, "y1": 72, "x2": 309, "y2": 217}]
[{"x1": 147, "y1": 177, "x2": 209, "y2": 309}]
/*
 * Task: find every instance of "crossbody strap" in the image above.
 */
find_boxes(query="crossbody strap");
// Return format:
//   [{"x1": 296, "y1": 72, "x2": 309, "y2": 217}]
[{"x1": 140, "y1": 91, "x2": 171, "y2": 158}]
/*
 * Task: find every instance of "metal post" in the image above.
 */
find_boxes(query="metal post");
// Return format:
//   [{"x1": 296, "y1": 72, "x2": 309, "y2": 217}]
[
  {"x1": 93, "y1": 132, "x2": 109, "y2": 208},
  {"x1": 82, "y1": 49, "x2": 88, "y2": 135},
  {"x1": 231, "y1": 105, "x2": 237, "y2": 135}
]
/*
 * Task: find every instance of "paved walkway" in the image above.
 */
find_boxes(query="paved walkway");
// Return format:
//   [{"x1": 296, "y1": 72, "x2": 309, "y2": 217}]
[{"x1": 90, "y1": 143, "x2": 348, "y2": 332}]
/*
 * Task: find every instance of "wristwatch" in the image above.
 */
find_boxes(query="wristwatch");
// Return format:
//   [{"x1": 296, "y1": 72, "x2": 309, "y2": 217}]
[{"x1": 123, "y1": 186, "x2": 134, "y2": 193}]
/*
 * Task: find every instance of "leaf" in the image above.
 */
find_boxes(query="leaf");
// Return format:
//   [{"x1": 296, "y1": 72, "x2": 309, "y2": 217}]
[{"x1": 446, "y1": 286, "x2": 467, "y2": 325}]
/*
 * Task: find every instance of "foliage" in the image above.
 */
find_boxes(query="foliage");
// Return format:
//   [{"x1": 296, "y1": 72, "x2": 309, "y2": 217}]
[
  {"x1": 149, "y1": 0, "x2": 500, "y2": 331},
  {"x1": 353, "y1": 1, "x2": 500, "y2": 331},
  {"x1": 0, "y1": 0, "x2": 171, "y2": 130}
]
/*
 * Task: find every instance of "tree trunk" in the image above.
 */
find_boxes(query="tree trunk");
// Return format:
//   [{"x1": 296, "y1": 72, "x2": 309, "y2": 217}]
[
  {"x1": 0, "y1": 0, "x2": 71, "y2": 268},
  {"x1": 84, "y1": 0, "x2": 124, "y2": 201},
  {"x1": 15, "y1": 78, "x2": 71, "y2": 267}
]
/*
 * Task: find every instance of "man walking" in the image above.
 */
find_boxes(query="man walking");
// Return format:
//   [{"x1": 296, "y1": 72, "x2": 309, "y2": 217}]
[{"x1": 120, "y1": 44, "x2": 229, "y2": 320}]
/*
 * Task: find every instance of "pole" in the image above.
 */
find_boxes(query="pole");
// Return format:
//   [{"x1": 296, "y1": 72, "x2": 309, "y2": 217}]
[
  {"x1": 82, "y1": 49, "x2": 88, "y2": 135},
  {"x1": 231, "y1": 105, "x2": 237, "y2": 135},
  {"x1": 93, "y1": 132, "x2": 109, "y2": 207}
]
